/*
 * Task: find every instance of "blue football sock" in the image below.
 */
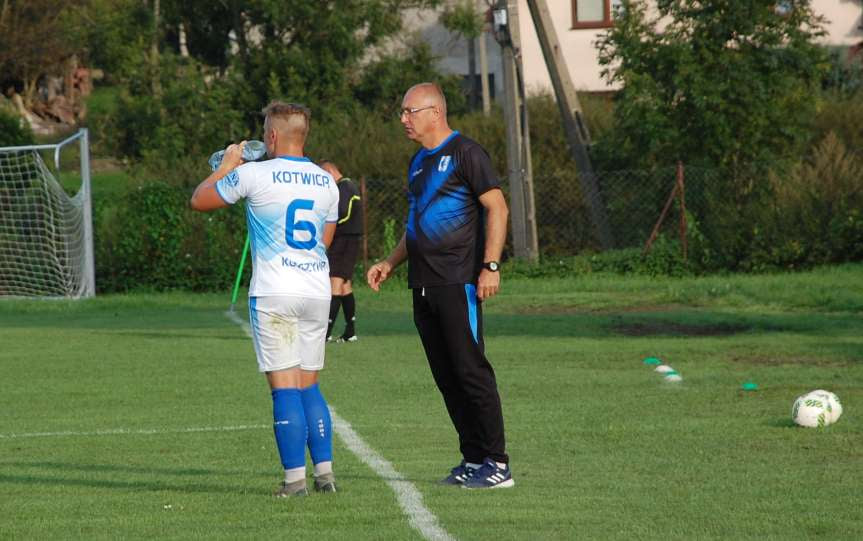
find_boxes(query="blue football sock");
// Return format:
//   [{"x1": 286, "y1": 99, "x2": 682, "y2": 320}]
[
  {"x1": 300, "y1": 383, "x2": 333, "y2": 464},
  {"x1": 271, "y1": 388, "x2": 307, "y2": 470}
]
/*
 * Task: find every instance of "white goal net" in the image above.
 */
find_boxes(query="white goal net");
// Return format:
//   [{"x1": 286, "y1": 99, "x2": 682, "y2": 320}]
[{"x1": 0, "y1": 129, "x2": 95, "y2": 298}]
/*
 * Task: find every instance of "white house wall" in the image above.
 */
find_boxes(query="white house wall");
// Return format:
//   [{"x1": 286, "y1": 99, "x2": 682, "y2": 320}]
[
  {"x1": 819, "y1": 0, "x2": 863, "y2": 45},
  {"x1": 402, "y1": 0, "x2": 862, "y2": 96},
  {"x1": 516, "y1": 0, "x2": 863, "y2": 93}
]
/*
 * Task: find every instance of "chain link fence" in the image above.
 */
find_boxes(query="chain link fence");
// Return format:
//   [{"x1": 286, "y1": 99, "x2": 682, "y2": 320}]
[{"x1": 357, "y1": 165, "x2": 724, "y2": 266}]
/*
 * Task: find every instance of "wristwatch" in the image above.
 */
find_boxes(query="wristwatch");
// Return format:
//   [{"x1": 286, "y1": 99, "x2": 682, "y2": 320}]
[{"x1": 483, "y1": 261, "x2": 500, "y2": 272}]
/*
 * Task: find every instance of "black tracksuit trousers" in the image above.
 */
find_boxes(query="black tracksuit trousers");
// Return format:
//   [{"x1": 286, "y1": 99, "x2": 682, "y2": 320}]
[{"x1": 412, "y1": 284, "x2": 509, "y2": 464}]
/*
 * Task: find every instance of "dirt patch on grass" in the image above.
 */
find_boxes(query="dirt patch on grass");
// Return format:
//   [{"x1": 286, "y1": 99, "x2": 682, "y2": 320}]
[
  {"x1": 612, "y1": 321, "x2": 750, "y2": 336},
  {"x1": 511, "y1": 304, "x2": 687, "y2": 316}
]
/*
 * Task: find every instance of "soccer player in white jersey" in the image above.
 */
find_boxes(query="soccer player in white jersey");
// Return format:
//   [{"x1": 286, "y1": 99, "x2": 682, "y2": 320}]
[{"x1": 190, "y1": 101, "x2": 340, "y2": 497}]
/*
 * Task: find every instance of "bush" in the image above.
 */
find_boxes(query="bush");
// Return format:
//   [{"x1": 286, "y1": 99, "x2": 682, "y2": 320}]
[
  {"x1": 94, "y1": 54, "x2": 247, "y2": 187},
  {"x1": 0, "y1": 109, "x2": 34, "y2": 147},
  {"x1": 813, "y1": 90, "x2": 863, "y2": 155},
  {"x1": 95, "y1": 181, "x2": 248, "y2": 292},
  {"x1": 821, "y1": 46, "x2": 863, "y2": 96},
  {"x1": 505, "y1": 239, "x2": 695, "y2": 279},
  {"x1": 744, "y1": 133, "x2": 863, "y2": 270}
]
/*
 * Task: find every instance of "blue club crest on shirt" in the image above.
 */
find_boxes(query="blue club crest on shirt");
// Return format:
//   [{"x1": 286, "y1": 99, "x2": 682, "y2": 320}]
[
  {"x1": 438, "y1": 155, "x2": 451, "y2": 172},
  {"x1": 223, "y1": 170, "x2": 240, "y2": 187}
]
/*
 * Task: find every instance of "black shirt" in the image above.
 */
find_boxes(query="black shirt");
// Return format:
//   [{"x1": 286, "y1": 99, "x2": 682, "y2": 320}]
[
  {"x1": 405, "y1": 131, "x2": 500, "y2": 288},
  {"x1": 335, "y1": 178, "x2": 363, "y2": 237}
]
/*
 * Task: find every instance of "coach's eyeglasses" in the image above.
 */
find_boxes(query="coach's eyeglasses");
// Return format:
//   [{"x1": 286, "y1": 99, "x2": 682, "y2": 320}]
[{"x1": 398, "y1": 105, "x2": 436, "y2": 118}]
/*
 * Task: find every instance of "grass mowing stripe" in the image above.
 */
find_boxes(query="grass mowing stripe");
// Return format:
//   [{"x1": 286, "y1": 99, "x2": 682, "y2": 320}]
[
  {"x1": 0, "y1": 424, "x2": 268, "y2": 439},
  {"x1": 224, "y1": 309, "x2": 456, "y2": 541}
]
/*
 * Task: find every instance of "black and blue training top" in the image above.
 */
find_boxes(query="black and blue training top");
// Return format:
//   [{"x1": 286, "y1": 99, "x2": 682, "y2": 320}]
[{"x1": 405, "y1": 131, "x2": 501, "y2": 288}]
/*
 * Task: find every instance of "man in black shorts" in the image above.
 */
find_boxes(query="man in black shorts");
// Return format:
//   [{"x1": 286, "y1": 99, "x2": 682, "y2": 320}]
[
  {"x1": 321, "y1": 160, "x2": 362, "y2": 343},
  {"x1": 366, "y1": 82, "x2": 513, "y2": 489}
]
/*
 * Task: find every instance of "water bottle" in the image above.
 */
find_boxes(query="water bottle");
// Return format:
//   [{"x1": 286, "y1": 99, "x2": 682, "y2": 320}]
[{"x1": 208, "y1": 140, "x2": 267, "y2": 171}]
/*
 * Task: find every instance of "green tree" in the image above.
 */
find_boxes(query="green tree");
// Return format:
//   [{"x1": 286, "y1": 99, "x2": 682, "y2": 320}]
[
  {"x1": 0, "y1": 0, "x2": 87, "y2": 105},
  {"x1": 353, "y1": 40, "x2": 467, "y2": 116},
  {"x1": 89, "y1": 0, "x2": 459, "y2": 184},
  {"x1": 594, "y1": 1, "x2": 830, "y2": 270},
  {"x1": 595, "y1": 0, "x2": 827, "y2": 176},
  {"x1": 440, "y1": 0, "x2": 485, "y2": 109},
  {"x1": 206, "y1": 0, "x2": 443, "y2": 127},
  {"x1": 63, "y1": 0, "x2": 155, "y2": 88}
]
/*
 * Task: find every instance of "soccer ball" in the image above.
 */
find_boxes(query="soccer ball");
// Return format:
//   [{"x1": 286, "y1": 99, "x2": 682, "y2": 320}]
[
  {"x1": 807, "y1": 389, "x2": 843, "y2": 424},
  {"x1": 792, "y1": 390, "x2": 842, "y2": 427}
]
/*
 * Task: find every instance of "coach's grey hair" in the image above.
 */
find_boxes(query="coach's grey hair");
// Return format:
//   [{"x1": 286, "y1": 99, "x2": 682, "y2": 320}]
[{"x1": 406, "y1": 82, "x2": 447, "y2": 116}]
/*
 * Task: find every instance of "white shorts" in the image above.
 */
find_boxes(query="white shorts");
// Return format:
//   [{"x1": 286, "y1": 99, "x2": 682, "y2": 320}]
[{"x1": 248, "y1": 296, "x2": 329, "y2": 373}]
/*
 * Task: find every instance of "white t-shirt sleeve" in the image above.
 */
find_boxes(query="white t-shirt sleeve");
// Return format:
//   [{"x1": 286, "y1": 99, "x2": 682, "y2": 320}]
[
  {"x1": 326, "y1": 183, "x2": 339, "y2": 222},
  {"x1": 215, "y1": 163, "x2": 255, "y2": 204}
]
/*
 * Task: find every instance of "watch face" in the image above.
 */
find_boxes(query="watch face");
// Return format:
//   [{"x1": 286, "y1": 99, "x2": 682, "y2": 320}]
[{"x1": 486, "y1": 261, "x2": 499, "y2": 271}]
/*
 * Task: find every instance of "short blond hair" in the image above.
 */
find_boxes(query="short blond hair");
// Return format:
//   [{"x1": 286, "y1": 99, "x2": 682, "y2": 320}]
[{"x1": 262, "y1": 101, "x2": 311, "y2": 139}]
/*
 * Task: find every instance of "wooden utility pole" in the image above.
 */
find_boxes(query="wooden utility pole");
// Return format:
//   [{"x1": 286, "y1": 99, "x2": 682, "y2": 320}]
[
  {"x1": 478, "y1": 22, "x2": 491, "y2": 115},
  {"x1": 468, "y1": 34, "x2": 478, "y2": 109},
  {"x1": 525, "y1": 0, "x2": 614, "y2": 249},
  {"x1": 494, "y1": 0, "x2": 539, "y2": 261}
]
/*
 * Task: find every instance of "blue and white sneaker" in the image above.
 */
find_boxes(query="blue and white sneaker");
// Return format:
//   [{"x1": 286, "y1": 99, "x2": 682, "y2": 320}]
[
  {"x1": 461, "y1": 458, "x2": 514, "y2": 489},
  {"x1": 440, "y1": 460, "x2": 478, "y2": 485}
]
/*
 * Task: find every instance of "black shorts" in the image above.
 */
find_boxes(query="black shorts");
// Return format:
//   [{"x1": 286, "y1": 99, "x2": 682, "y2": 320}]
[{"x1": 328, "y1": 235, "x2": 360, "y2": 280}]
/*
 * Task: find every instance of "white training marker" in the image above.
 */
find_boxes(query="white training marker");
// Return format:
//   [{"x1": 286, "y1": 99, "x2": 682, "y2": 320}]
[
  {"x1": 664, "y1": 372, "x2": 683, "y2": 382},
  {"x1": 655, "y1": 364, "x2": 675, "y2": 374}
]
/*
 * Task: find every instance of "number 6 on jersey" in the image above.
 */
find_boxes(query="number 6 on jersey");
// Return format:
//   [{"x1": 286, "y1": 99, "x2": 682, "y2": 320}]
[{"x1": 285, "y1": 198, "x2": 316, "y2": 250}]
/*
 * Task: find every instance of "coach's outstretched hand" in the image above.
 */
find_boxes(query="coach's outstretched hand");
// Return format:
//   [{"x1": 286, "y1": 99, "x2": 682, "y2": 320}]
[{"x1": 366, "y1": 261, "x2": 392, "y2": 292}]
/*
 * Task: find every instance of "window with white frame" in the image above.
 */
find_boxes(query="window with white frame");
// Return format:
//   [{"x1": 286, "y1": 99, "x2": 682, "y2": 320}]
[{"x1": 572, "y1": 0, "x2": 624, "y2": 29}]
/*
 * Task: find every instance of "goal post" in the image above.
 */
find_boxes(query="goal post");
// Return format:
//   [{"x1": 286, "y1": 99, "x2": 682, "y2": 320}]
[{"x1": 0, "y1": 128, "x2": 95, "y2": 298}]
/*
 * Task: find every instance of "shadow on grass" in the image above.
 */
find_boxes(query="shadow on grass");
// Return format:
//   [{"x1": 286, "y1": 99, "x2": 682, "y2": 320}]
[
  {"x1": 0, "y1": 462, "x2": 447, "y2": 494},
  {"x1": 489, "y1": 310, "x2": 861, "y2": 341},
  {"x1": 91, "y1": 331, "x2": 248, "y2": 341},
  {"x1": 0, "y1": 472, "x2": 249, "y2": 495},
  {"x1": 6, "y1": 461, "x2": 230, "y2": 477},
  {"x1": 2, "y1": 306, "x2": 862, "y2": 345},
  {"x1": 767, "y1": 418, "x2": 800, "y2": 428},
  {"x1": 0, "y1": 460, "x2": 280, "y2": 495},
  {"x1": 612, "y1": 321, "x2": 750, "y2": 337}
]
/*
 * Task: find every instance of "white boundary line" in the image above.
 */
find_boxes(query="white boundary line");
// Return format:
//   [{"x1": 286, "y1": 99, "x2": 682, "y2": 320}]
[
  {"x1": 224, "y1": 309, "x2": 455, "y2": 541},
  {"x1": 0, "y1": 425, "x2": 268, "y2": 439}
]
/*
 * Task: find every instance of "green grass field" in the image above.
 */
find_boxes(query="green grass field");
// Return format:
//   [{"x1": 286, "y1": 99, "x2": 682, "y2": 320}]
[{"x1": 1, "y1": 265, "x2": 862, "y2": 540}]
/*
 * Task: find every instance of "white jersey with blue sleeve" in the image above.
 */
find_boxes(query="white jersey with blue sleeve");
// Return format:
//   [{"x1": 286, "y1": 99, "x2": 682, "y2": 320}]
[{"x1": 215, "y1": 156, "x2": 339, "y2": 299}]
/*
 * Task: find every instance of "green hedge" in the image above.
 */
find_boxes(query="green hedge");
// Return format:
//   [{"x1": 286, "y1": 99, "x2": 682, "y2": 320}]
[
  {"x1": 95, "y1": 182, "x2": 249, "y2": 292},
  {"x1": 84, "y1": 87, "x2": 863, "y2": 291},
  {"x1": 0, "y1": 109, "x2": 34, "y2": 147}
]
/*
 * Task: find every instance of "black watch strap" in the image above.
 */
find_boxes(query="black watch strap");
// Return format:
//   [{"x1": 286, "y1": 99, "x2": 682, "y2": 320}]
[{"x1": 483, "y1": 261, "x2": 500, "y2": 272}]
